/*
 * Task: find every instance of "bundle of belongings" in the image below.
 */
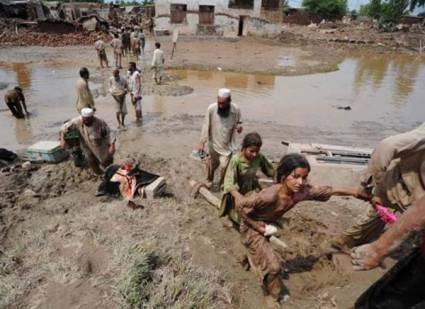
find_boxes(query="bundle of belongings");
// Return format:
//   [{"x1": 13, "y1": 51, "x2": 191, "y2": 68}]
[{"x1": 97, "y1": 163, "x2": 160, "y2": 209}]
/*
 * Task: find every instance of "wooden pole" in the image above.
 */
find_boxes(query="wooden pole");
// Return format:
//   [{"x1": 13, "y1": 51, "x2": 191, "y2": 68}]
[{"x1": 189, "y1": 180, "x2": 288, "y2": 250}]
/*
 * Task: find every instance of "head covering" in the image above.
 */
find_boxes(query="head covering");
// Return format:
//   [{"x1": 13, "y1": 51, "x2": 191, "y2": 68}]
[
  {"x1": 81, "y1": 107, "x2": 94, "y2": 118},
  {"x1": 218, "y1": 88, "x2": 231, "y2": 98}
]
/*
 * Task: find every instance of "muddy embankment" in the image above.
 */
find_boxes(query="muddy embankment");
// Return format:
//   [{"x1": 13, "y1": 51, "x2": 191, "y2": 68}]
[
  {"x1": 0, "y1": 38, "x2": 422, "y2": 308},
  {"x1": 0, "y1": 113, "x2": 391, "y2": 309}
]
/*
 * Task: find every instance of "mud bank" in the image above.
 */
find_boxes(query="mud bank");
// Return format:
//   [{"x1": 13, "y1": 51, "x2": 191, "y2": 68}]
[
  {"x1": 0, "y1": 114, "x2": 395, "y2": 309},
  {"x1": 0, "y1": 38, "x2": 423, "y2": 308}
]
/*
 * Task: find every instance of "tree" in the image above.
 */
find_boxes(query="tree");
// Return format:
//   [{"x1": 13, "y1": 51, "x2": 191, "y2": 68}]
[
  {"x1": 369, "y1": 0, "x2": 383, "y2": 18},
  {"x1": 380, "y1": 0, "x2": 409, "y2": 24},
  {"x1": 302, "y1": 0, "x2": 347, "y2": 20}
]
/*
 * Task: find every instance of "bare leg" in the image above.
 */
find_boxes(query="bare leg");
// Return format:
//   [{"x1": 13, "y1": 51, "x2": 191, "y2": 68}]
[
  {"x1": 171, "y1": 43, "x2": 176, "y2": 59},
  {"x1": 116, "y1": 112, "x2": 121, "y2": 127}
]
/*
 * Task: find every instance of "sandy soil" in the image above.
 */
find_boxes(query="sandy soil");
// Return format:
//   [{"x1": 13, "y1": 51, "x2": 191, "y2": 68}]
[{"x1": 0, "y1": 37, "x2": 414, "y2": 308}]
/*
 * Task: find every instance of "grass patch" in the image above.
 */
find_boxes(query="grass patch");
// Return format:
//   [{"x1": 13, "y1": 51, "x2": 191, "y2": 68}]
[
  {"x1": 118, "y1": 246, "x2": 228, "y2": 309},
  {"x1": 119, "y1": 249, "x2": 159, "y2": 308}
]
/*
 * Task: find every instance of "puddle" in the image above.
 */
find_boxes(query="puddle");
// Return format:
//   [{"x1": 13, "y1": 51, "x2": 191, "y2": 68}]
[
  {"x1": 0, "y1": 52, "x2": 424, "y2": 150},
  {"x1": 278, "y1": 56, "x2": 296, "y2": 67}
]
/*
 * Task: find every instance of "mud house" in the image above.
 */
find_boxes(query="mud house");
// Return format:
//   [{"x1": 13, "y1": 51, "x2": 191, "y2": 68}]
[{"x1": 154, "y1": 0, "x2": 282, "y2": 37}]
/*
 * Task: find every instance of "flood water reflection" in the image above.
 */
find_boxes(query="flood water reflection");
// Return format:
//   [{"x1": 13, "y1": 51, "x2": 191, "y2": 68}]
[{"x1": 0, "y1": 52, "x2": 424, "y2": 150}]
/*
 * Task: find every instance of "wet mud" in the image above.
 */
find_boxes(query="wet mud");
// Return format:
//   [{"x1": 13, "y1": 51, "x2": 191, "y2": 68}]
[{"x1": 0, "y1": 37, "x2": 423, "y2": 308}]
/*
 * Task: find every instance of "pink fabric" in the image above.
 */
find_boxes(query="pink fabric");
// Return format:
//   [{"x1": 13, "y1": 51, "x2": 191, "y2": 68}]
[
  {"x1": 375, "y1": 203, "x2": 397, "y2": 224},
  {"x1": 110, "y1": 163, "x2": 137, "y2": 200}
]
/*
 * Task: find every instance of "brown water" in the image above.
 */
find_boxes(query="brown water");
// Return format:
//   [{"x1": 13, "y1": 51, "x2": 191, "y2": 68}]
[{"x1": 0, "y1": 53, "x2": 424, "y2": 151}]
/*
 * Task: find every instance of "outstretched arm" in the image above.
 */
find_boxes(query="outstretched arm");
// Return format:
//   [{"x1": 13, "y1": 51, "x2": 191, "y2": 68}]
[
  {"x1": 351, "y1": 195, "x2": 425, "y2": 270},
  {"x1": 332, "y1": 187, "x2": 371, "y2": 200}
]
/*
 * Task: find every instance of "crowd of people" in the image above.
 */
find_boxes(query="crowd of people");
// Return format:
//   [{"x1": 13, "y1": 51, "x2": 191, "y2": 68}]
[{"x1": 2, "y1": 28, "x2": 425, "y2": 308}]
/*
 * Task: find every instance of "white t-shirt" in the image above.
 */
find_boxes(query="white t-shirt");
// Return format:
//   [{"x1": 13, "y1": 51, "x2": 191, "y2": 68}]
[{"x1": 152, "y1": 49, "x2": 164, "y2": 66}]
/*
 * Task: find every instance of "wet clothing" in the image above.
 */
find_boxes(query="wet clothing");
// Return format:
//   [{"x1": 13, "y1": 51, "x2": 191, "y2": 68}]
[
  {"x1": 62, "y1": 116, "x2": 112, "y2": 168},
  {"x1": 95, "y1": 40, "x2": 107, "y2": 61},
  {"x1": 75, "y1": 78, "x2": 95, "y2": 113},
  {"x1": 131, "y1": 31, "x2": 141, "y2": 55},
  {"x1": 152, "y1": 48, "x2": 164, "y2": 81},
  {"x1": 152, "y1": 65, "x2": 164, "y2": 81},
  {"x1": 152, "y1": 48, "x2": 164, "y2": 66},
  {"x1": 172, "y1": 28, "x2": 179, "y2": 43},
  {"x1": 128, "y1": 70, "x2": 142, "y2": 98},
  {"x1": 236, "y1": 184, "x2": 333, "y2": 299},
  {"x1": 355, "y1": 247, "x2": 425, "y2": 309},
  {"x1": 220, "y1": 152, "x2": 274, "y2": 224},
  {"x1": 200, "y1": 103, "x2": 241, "y2": 157},
  {"x1": 207, "y1": 148, "x2": 231, "y2": 185},
  {"x1": 4, "y1": 89, "x2": 25, "y2": 118},
  {"x1": 128, "y1": 70, "x2": 142, "y2": 113},
  {"x1": 140, "y1": 32, "x2": 145, "y2": 50},
  {"x1": 200, "y1": 102, "x2": 241, "y2": 183},
  {"x1": 109, "y1": 76, "x2": 128, "y2": 114},
  {"x1": 121, "y1": 31, "x2": 131, "y2": 54},
  {"x1": 341, "y1": 124, "x2": 425, "y2": 248},
  {"x1": 111, "y1": 38, "x2": 122, "y2": 55}
]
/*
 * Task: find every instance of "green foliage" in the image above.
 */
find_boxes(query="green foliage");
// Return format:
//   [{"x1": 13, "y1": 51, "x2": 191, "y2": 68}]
[
  {"x1": 380, "y1": 0, "x2": 409, "y2": 24},
  {"x1": 358, "y1": 0, "x2": 411, "y2": 31},
  {"x1": 282, "y1": 3, "x2": 291, "y2": 16},
  {"x1": 359, "y1": 0, "x2": 382, "y2": 18},
  {"x1": 359, "y1": 4, "x2": 370, "y2": 16},
  {"x1": 119, "y1": 250, "x2": 159, "y2": 308},
  {"x1": 302, "y1": 0, "x2": 347, "y2": 20}
]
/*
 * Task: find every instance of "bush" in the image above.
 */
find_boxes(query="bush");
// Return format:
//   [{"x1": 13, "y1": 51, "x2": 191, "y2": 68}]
[
  {"x1": 302, "y1": 0, "x2": 347, "y2": 20},
  {"x1": 358, "y1": 0, "x2": 409, "y2": 31},
  {"x1": 380, "y1": 0, "x2": 409, "y2": 24}
]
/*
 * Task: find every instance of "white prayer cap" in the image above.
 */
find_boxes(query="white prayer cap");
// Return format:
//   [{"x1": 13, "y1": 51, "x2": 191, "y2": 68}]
[
  {"x1": 218, "y1": 88, "x2": 231, "y2": 98},
  {"x1": 81, "y1": 107, "x2": 94, "y2": 118}
]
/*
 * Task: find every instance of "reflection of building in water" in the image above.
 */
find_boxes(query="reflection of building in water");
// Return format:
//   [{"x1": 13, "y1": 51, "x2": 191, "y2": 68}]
[
  {"x1": 196, "y1": 70, "x2": 213, "y2": 80},
  {"x1": 15, "y1": 119, "x2": 33, "y2": 145},
  {"x1": 225, "y1": 73, "x2": 249, "y2": 89},
  {"x1": 353, "y1": 54, "x2": 422, "y2": 106},
  {"x1": 12, "y1": 63, "x2": 32, "y2": 90},
  {"x1": 392, "y1": 59, "x2": 420, "y2": 102},
  {"x1": 353, "y1": 55, "x2": 389, "y2": 95}
]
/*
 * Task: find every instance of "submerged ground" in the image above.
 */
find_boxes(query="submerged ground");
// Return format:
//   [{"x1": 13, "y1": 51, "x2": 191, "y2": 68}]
[{"x1": 1, "y1": 36, "x2": 424, "y2": 308}]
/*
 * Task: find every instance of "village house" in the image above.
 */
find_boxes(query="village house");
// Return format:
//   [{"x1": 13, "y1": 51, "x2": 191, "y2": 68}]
[{"x1": 154, "y1": 0, "x2": 282, "y2": 37}]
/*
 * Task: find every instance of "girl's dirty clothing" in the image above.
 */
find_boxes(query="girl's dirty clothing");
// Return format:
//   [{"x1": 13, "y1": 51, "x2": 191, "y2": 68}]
[
  {"x1": 220, "y1": 152, "x2": 274, "y2": 224},
  {"x1": 236, "y1": 184, "x2": 333, "y2": 300}
]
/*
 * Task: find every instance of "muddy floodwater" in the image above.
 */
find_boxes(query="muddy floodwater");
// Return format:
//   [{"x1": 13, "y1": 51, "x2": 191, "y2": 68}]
[{"x1": 0, "y1": 52, "x2": 424, "y2": 150}]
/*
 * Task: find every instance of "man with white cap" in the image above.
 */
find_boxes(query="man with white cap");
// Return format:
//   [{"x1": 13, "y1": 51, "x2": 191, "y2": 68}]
[
  {"x1": 60, "y1": 108, "x2": 115, "y2": 174},
  {"x1": 198, "y1": 88, "x2": 242, "y2": 188}
]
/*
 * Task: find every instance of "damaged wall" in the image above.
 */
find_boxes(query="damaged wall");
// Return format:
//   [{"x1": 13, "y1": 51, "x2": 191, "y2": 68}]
[{"x1": 154, "y1": 0, "x2": 281, "y2": 37}]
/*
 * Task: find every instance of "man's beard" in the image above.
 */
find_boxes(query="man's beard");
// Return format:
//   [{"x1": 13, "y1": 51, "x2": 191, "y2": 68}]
[{"x1": 217, "y1": 104, "x2": 231, "y2": 117}]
